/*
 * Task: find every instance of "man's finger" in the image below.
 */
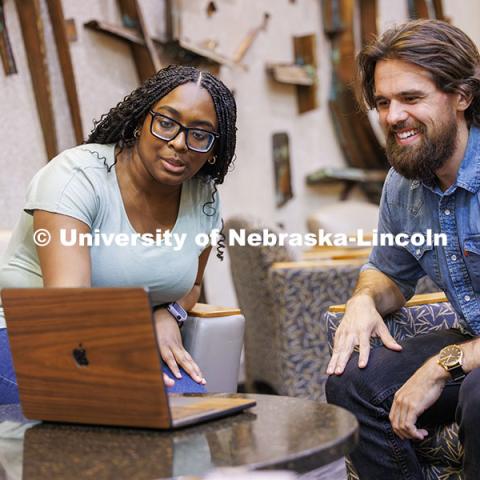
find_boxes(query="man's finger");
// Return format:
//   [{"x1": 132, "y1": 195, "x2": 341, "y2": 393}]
[
  {"x1": 327, "y1": 351, "x2": 339, "y2": 375},
  {"x1": 327, "y1": 331, "x2": 348, "y2": 374},
  {"x1": 402, "y1": 407, "x2": 423, "y2": 440},
  {"x1": 334, "y1": 337, "x2": 355, "y2": 375},
  {"x1": 377, "y1": 323, "x2": 402, "y2": 351},
  {"x1": 358, "y1": 334, "x2": 371, "y2": 368}
]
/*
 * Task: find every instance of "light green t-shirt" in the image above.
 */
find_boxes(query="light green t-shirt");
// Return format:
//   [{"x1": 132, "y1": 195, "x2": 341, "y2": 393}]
[{"x1": 0, "y1": 144, "x2": 221, "y2": 328}]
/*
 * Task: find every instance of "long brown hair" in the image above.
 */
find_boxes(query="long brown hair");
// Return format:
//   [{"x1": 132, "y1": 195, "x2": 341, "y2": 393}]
[{"x1": 357, "y1": 20, "x2": 480, "y2": 127}]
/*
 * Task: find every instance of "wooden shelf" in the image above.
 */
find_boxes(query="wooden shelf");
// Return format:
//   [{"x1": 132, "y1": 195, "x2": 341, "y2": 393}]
[
  {"x1": 266, "y1": 63, "x2": 315, "y2": 86},
  {"x1": 84, "y1": 19, "x2": 234, "y2": 69},
  {"x1": 84, "y1": 20, "x2": 144, "y2": 45},
  {"x1": 306, "y1": 167, "x2": 387, "y2": 185}
]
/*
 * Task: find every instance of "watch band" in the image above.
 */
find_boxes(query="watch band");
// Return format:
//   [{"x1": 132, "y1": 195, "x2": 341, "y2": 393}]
[
  {"x1": 154, "y1": 302, "x2": 188, "y2": 327},
  {"x1": 449, "y1": 365, "x2": 466, "y2": 382}
]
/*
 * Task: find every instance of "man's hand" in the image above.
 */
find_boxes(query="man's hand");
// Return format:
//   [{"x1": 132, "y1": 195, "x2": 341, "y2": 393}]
[
  {"x1": 389, "y1": 357, "x2": 448, "y2": 440},
  {"x1": 154, "y1": 309, "x2": 206, "y2": 385},
  {"x1": 326, "y1": 294, "x2": 402, "y2": 375}
]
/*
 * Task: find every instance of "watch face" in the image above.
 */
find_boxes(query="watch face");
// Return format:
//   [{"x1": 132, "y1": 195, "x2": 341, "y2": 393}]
[{"x1": 439, "y1": 345, "x2": 463, "y2": 369}]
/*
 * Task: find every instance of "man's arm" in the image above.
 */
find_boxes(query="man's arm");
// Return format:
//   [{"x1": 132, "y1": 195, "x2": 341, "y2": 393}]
[
  {"x1": 350, "y1": 268, "x2": 407, "y2": 315},
  {"x1": 390, "y1": 337, "x2": 480, "y2": 440},
  {"x1": 327, "y1": 268, "x2": 406, "y2": 375},
  {"x1": 327, "y1": 169, "x2": 428, "y2": 375}
]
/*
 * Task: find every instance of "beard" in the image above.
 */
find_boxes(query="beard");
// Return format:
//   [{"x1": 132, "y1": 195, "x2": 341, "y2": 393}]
[{"x1": 385, "y1": 115, "x2": 458, "y2": 185}]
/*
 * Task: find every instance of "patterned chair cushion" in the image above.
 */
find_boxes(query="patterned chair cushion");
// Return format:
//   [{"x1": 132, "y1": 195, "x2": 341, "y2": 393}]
[
  {"x1": 325, "y1": 302, "x2": 463, "y2": 479},
  {"x1": 269, "y1": 263, "x2": 361, "y2": 400}
]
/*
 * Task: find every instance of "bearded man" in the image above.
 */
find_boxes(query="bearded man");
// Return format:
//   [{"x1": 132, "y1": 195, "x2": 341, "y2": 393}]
[{"x1": 325, "y1": 19, "x2": 480, "y2": 479}]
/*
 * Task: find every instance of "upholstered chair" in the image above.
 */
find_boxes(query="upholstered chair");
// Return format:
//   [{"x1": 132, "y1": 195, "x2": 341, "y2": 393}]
[
  {"x1": 325, "y1": 293, "x2": 463, "y2": 479},
  {"x1": 225, "y1": 215, "x2": 439, "y2": 400}
]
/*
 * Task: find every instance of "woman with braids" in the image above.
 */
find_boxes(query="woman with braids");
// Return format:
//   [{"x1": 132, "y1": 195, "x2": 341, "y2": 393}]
[{"x1": 0, "y1": 65, "x2": 237, "y2": 403}]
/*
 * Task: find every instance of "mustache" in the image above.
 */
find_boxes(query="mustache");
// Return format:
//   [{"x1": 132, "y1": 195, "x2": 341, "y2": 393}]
[{"x1": 388, "y1": 122, "x2": 426, "y2": 135}]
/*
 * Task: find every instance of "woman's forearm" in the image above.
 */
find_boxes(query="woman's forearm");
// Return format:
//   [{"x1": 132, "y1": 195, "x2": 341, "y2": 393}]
[{"x1": 177, "y1": 284, "x2": 202, "y2": 311}]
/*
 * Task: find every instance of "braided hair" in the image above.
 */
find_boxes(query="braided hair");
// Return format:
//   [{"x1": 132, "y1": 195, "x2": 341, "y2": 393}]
[{"x1": 87, "y1": 65, "x2": 237, "y2": 259}]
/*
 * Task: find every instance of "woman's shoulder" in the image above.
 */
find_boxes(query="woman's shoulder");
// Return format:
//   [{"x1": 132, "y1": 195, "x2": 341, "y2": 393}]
[
  {"x1": 24, "y1": 144, "x2": 117, "y2": 221},
  {"x1": 48, "y1": 143, "x2": 116, "y2": 172},
  {"x1": 29, "y1": 143, "x2": 116, "y2": 191}
]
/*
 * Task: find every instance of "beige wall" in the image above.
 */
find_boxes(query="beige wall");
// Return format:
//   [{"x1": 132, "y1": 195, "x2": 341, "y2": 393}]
[{"x1": 1, "y1": 0, "x2": 479, "y2": 306}]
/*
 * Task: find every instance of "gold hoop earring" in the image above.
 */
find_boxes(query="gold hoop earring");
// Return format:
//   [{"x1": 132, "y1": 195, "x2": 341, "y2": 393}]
[{"x1": 208, "y1": 156, "x2": 217, "y2": 165}]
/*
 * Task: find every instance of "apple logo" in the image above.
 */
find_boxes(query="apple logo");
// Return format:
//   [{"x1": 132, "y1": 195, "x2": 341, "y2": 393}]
[{"x1": 72, "y1": 344, "x2": 89, "y2": 367}]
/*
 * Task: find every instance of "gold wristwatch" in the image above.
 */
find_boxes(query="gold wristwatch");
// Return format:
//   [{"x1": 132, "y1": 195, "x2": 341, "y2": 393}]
[{"x1": 437, "y1": 344, "x2": 466, "y2": 381}]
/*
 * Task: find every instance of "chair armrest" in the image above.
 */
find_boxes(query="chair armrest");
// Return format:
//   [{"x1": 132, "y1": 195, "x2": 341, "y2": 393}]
[
  {"x1": 325, "y1": 295, "x2": 460, "y2": 354},
  {"x1": 302, "y1": 247, "x2": 371, "y2": 261},
  {"x1": 328, "y1": 291, "x2": 449, "y2": 313},
  {"x1": 271, "y1": 258, "x2": 366, "y2": 272},
  {"x1": 188, "y1": 303, "x2": 241, "y2": 317},
  {"x1": 182, "y1": 307, "x2": 245, "y2": 394}
]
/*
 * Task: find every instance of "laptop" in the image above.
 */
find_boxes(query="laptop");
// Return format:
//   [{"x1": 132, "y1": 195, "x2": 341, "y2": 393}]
[{"x1": 1, "y1": 287, "x2": 256, "y2": 429}]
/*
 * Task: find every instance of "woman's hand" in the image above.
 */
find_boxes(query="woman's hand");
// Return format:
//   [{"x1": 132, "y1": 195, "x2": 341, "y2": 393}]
[
  {"x1": 163, "y1": 373, "x2": 175, "y2": 387},
  {"x1": 154, "y1": 308, "x2": 206, "y2": 385}
]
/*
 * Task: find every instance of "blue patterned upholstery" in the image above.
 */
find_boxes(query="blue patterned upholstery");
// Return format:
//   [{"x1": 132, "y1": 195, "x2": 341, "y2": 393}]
[
  {"x1": 325, "y1": 302, "x2": 463, "y2": 480},
  {"x1": 226, "y1": 215, "x2": 439, "y2": 401},
  {"x1": 269, "y1": 263, "x2": 361, "y2": 400}
]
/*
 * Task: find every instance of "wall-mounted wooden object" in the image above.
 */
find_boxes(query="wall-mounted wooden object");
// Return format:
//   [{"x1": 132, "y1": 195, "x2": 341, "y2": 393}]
[
  {"x1": 306, "y1": 166, "x2": 386, "y2": 200},
  {"x1": 0, "y1": 0, "x2": 17, "y2": 75},
  {"x1": 266, "y1": 63, "x2": 314, "y2": 86},
  {"x1": 266, "y1": 34, "x2": 318, "y2": 114},
  {"x1": 117, "y1": 0, "x2": 162, "y2": 81},
  {"x1": 293, "y1": 34, "x2": 318, "y2": 113},
  {"x1": 84, "y1": 19, "x2": 229, "y2": 82},
  {"x1": 232, "y1": 12, "x2": 269, "y2": 64},
  {"x1": 46, "y1": 0, "x2": 84, "y2": 144},
  {"x1": 65, "y1": 18, "x2": 77, "y2": 42},
  {"x1": 315, "y1": 0, "x2": 388, "y2": 203},
  {"x1": 408, "y1": 0, "x2": 445, "y2": 20},
  {"x1": 306, "y1": 167, "x2": 387, "y2": 185},
  {"x1": 16, "y1": 0, "x2": 57, "y2": 159}
]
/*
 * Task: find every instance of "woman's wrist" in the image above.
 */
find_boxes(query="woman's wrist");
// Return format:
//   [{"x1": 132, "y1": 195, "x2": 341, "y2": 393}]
[
  {"x1": 153, "y1": 302, "x2": 188, "y2": 327},
  {"x1": 153, "y1": 307, "x2": 176, "y2": 325}
]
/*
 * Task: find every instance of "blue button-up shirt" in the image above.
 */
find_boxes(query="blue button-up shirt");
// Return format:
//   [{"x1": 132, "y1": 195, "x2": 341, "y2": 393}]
[{"x1": 364, "y1": 126, "x2": 480, "y2": 335}]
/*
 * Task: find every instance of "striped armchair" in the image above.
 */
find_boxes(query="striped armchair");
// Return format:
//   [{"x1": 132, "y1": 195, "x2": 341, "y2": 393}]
[{"x1": 324, "y1": 293, "x2": 464, "y2": 480}]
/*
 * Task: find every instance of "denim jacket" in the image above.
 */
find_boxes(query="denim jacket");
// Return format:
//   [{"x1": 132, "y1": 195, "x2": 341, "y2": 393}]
[{"x1": 364, "y1": 126, "x2": 480, "y2": 335}]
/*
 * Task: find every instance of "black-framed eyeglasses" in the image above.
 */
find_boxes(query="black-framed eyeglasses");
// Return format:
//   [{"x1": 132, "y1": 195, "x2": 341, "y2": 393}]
[{"x1": 148, "y1": 110, "x2": 219, "y2": 153}]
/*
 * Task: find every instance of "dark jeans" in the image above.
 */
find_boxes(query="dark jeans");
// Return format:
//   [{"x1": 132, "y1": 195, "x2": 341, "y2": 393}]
[
  {"x1": 0, "y1": 328, "x2": 205, "y2": 405},
  {"x1": 326, "y1": 328, "x2": 479, "y2": 480}
]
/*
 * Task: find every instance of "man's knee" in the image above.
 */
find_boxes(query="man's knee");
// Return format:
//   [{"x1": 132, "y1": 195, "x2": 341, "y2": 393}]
[
  {"x1": 326, "y1": 348, "x2": 403, "y2": 408},
  {"x1": 326, "y1": 355, "x2": 372, "y2": 407}
]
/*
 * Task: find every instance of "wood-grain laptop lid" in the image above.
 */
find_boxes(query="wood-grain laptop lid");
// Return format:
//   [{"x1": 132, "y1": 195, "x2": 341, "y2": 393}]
[{"x1": 1, "y1": 287, "x2": 255, "y2": 429}]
